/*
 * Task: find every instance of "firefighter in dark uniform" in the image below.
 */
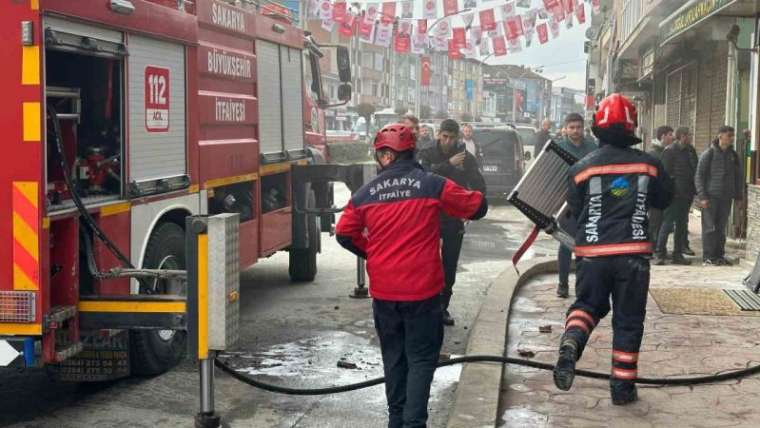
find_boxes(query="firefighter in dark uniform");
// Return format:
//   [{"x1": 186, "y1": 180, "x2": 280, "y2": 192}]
[
  {"x1": 336, "y1": 124, "x2": 488, "y2": 428},
  {"x1": 418, "y1": 119, "x2": 486, "y2": 326},
  {"x1": 552, "y1": 94, "x2": 673, "y2": 405}
]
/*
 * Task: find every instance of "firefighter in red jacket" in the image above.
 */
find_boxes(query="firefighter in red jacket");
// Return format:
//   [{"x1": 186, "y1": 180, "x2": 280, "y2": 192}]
[
  {"x1": 336, "y1": 124, "x2": 488, "y2": 428},
  {"x1": 552, "y1": 94, "x2": 673, "y2": 405}
]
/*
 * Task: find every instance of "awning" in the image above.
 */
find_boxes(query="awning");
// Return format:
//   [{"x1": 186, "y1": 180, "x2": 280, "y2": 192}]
[{"x1": 659, "y1": 0, "x2": 739, "y2": 46}]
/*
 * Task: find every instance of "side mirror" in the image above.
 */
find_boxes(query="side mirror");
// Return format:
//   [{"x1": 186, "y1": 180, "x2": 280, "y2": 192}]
[
  {"x1": 338, "y1": 83, "x2": 352, "y2": 102},
  {"x1": 524, "y1": 150, "x2": 532, "y2": 161},
  {"x1": 336, "y1": 46, "x2": 351, "y2": 83}
]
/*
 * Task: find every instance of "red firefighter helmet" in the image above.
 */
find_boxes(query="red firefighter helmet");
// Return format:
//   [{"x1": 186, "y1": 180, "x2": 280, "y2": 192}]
[
  {"x1": 373, "y1": 123, "x2": 416, "y2": 152},
  {"x1": 593, "y1": 93, "x2": 638, "y2": 135}
]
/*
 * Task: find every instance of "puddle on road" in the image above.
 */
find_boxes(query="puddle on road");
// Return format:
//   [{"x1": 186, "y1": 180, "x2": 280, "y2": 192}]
[{"x1": 224, "y1": 331, "x2": 463, "y2": 402}]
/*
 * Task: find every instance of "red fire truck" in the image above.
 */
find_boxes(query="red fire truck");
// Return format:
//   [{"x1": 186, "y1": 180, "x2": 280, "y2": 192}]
[{"x1": 0, "y1": 0, "x2": 353, "y2": 378}]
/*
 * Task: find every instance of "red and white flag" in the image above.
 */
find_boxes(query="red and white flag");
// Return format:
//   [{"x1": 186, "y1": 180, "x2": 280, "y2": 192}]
[
  {"x1": 537, "y1": 23, "x2": 549, "y2": 44},
  {"x1": 453, "y1": 27, "x2": 467, "y2": 49},
  {"x1": 319, "y1": 0, "x2": 332, "y2": 20},
  {"x1": 339, "y1": 13, "x2": 355, "y2": 36},
  {"x1": 366, "y1": 3, "x2": 380, "y2": 22},
  {"x1": 592, "y1": 0, "x2": 601, "y2": 14},
  {"x1": 434, "y1": 17, "x2": 451, "y2": 39},
  {"x1": 332, "y1": 2, "x2": 347, "y2": 23},
  {"x1": 359, "y1": 19, "x2": 375, "y2": 42},
  {"x1": 375, "y1": 22, "x2": 393, "y2": 47},
  {"x1": 421, "y1": 56, "x2": 432, "y2": 86},
  {"x1": 543, "y1": 0, "x2": 560, "y2": 11},
  {"x1": 492, "y1": 36, "x2": 507, "y2": 56},
  {"x1": 502, "y1": 2, "x2": 516, "y2": 18},
  {"x1": 381, "y1": 2, "x2": 396, "y2": 23},
  {"x1": 448, "y1": 38, "x2": 463, "y2": 59},
  {"x1": 444, "y1": 0, "x2": 459, "y2": 17},
  {"x1": 575, "y1": 2, "x2": 586, "y2": 25},
  {"x1": 412, "y1": 33, "x2": 428, "y2": 54},
  {"x1": 480, "y1": 9, "x2": 497, "y2": 32},
  {"x1": 418, "y1": 19, "x2": 428, "y2": 34},
  {"x1": 395, "y1": 33, "x2": 410, "y2": 53},
  {"x1": 504, "y1": 15, "x2": 524, "y2": 41},
  {"x1": 423, "y1": 0, "x2": 437, "y2": 20}
]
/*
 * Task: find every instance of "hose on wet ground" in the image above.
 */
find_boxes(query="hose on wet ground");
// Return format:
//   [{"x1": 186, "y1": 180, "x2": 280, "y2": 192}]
[{"x1": 214, "y1": 354, "x2": 760, "y2": 396}]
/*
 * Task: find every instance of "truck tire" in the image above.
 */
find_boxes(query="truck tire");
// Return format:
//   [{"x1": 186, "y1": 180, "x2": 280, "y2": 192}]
[
  {"x1": 130, "y1": 222, "x2": 187, "y2": 376},
  {"x1": 289, "y1": 194, "x2": 319, "y2": 282}
]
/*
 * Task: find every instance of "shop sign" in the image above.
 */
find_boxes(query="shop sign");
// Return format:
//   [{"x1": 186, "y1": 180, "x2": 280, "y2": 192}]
[{"x1": 660, "y1": 0, "x2": 736, "y2": 45}]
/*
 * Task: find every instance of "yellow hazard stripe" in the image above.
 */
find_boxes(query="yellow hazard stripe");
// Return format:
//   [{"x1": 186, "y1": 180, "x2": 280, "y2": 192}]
[
  {"x1": 22, "y1": 46, "x2": 40, "y2": 86},
  {"x1": 198, "y1": 233, "x2": 209, "y2": 360},
  {"x1": 203, "y1": 173, "x2": 258, "y2": 189},
  {"x1": 78, "y1": 300, "x2": 187, "y2": 313},
  {"x1": 30, "y1": 0, "x2": 39, "y2": 10},
  {"x1": 12, "y1": 264, "x2": 38, "y2": 291},
  {"x1": 100, "y1": 202, "x2": 131, "y2": 217},
  {"x1": 189, "y1": 184, "x2": 200, "y2": 193},
  {"x1": 12, "y1": 213, "x2": 39, "y2": 262},
  {"x1": 0, "y1": 323, "x2": 41, "y2": 336},
  {"x1": 23, "y1": 102, "x2": 41, "y2": 142},
  {"x1": 260, "y1": 162, "x2": 291, "y2": 176}
]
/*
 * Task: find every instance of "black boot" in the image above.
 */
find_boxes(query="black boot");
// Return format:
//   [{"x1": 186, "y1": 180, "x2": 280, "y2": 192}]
[
  {"x1": 553, "y1": 337, "x2": 578, "y2": 391},
  {"x1": 441, "y1": 294, "x2": 454, "y2": 326},
  {"x1": 610, "y1": 379, "x2": 638, "y2": 405},
  {"x1": 556, "y1": 283, "x2": 569, "y2": 298}
]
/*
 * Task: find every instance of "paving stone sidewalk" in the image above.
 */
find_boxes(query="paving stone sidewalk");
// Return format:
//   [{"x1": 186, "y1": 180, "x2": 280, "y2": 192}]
[{"x1": 498, "y1": 216, "x2": 760, "y2": 427}]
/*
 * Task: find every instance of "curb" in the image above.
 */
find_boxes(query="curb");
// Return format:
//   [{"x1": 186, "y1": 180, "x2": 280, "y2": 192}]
[{"x1": 446, "y1": 257, "x2": 558, "y2": 428}]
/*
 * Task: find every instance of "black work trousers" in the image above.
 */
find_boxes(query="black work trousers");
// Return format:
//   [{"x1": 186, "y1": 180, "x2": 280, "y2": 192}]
[
  {"x1": 648, "y1": 208, "x2": 663, "y2": 248},
  {"x1": 373, "y1": 295, "x2": 444, "y2": 428},
  {"x1": 564, "y1": 256, "x2": 650, "y2": 380},
  {"x1": 440, "y1": 219, "x2": 464, "y2": 309},
  {"x1": 656, "y1": 198, "x2": 691, "y2": 257},
  {"x1": 702, "y1": 198, "x2": 732, "y2": 261}
]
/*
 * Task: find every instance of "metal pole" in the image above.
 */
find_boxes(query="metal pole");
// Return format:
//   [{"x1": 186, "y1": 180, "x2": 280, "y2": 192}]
[
  {"x1": 350, "y1": 256, "x2": 369, "y2": 298},
  {"x1": 199, "y1": 357, "x2": 215, "y2": 415}
]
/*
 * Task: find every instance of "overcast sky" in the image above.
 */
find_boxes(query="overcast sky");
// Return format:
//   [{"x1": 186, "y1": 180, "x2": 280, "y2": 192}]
[{"x1": 344, "y1": 0, "x2": 591, "y2": 90}]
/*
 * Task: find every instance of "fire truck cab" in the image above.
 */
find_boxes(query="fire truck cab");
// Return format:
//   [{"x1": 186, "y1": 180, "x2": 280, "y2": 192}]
[{"x1": 0, "y1": 0, "x2": 352, "y2": 379}]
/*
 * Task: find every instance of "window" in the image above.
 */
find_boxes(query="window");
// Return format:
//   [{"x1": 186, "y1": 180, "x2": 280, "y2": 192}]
[
  {"x1": 362, "y1": 52, "x2": 373, "y2": 68},
  {"x1": 375, "y1": 53, "x2": 384, "y2": 72}
]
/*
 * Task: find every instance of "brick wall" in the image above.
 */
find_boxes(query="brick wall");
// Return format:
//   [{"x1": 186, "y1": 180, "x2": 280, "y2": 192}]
[{"x1": 747, "y1": 185, "x2": 760, "y2": 259}]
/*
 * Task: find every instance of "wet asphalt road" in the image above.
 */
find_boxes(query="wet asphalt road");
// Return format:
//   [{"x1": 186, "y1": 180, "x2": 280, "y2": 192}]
[{"x1": 0, "y1": 187, "x2": 556, "y2": 428}]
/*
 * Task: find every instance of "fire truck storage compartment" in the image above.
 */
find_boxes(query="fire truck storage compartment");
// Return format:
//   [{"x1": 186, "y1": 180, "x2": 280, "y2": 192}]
[
  {"x1": 128, "y1": 34, "x2": 188, "y2": 196},
  {"x1": 256, "y1": 40, "x2": 305, "y2": 160},
  {"x1": 261, "y1": 173, "x2": 289, "y2": 213},
  {"x1": 209, "y1": 181, "x2": 256, "y2": 223},
  {"x1": 44, "y1": 20, "x2": 126, "y2": 210}
]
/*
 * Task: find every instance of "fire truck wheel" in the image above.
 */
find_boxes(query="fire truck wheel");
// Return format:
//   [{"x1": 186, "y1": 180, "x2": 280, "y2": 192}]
[
  {"x1": 289, "y1": 194, "x2": 319, "y2": 282},
  {"x1": 130, "y1": 221, "x2": 188, "y2": 376}
]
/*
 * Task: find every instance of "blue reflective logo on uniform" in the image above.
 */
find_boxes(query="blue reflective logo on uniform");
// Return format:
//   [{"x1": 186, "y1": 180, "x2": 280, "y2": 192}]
[{"x1": 610, "y1": 177, "x2": 630, "y2": 198}]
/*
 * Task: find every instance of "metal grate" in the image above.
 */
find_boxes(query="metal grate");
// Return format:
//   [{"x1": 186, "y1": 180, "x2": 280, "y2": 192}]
[
  {"x1": 0, "y1": 291, "x2": 36, "y2": 323},
  {"x1": 724, "y1": 289, "x2": 760, "y2": 311}
]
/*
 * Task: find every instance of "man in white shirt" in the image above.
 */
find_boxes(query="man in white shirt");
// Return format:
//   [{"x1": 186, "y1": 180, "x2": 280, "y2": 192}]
[{"x1": 461, "y1": 123, "x2": 481, "y2": 164}]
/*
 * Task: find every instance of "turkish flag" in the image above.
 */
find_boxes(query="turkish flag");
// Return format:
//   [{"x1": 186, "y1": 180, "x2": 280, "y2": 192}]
[
  {"x1": 492, "y1": 36, "x2": 507, "y2": 56},
  {"x1": 421, "y1": 56, "x2": 431, "y2": 86},
  {"x1": 448, "y1": 39, "x2": 462, "y2": 59},
  {"x1": 537, "y1": 23, "x2": 549, "y2": 44},
  {"x1": 332, "y1": 2, "x2": 347, "y2": 23},
  {"x1": 443, "y1": 0, "x2": 459, "y2": 17},
  {"x1": 480, "y1": 9, "x2": 496, "y2": 32},
  {"x1": 503, "y1": 16, "x2": 524, "y2": 41},
  {"x1": 543, "y1": 0, "x2": 560, "y2": 10},
  {"x1": 359, "y1": 19, "x2": 375, "y2": 41},
  {"x1": 395, "y1": 33, "x2": 410, "y2": 53},
  {"x1": 453, "y1": 27, "x2": 467, "y2": 49},
  {"x1": 576, "y1": 2, "x2": 586, "y2": 25},
  {"x1": 382, "y1": 2, "x2": 396, "y2": 23},
  {"x1": 418, "y1": 19, "x2": 428, "y2": 34}
]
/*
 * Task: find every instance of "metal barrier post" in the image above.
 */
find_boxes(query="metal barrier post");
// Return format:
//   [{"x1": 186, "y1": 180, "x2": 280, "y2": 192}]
[
  {"x1": 350, "y1": 257, "x2": 369, "y2": 299},
  {"x1": 186, "y1": 214, "x2": 240, "y2": 428}
]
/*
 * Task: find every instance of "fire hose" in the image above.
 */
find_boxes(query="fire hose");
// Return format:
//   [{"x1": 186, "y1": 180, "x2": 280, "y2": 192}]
[{"x1": 213, "y1": 353, "x2": 760, "y2": 395}]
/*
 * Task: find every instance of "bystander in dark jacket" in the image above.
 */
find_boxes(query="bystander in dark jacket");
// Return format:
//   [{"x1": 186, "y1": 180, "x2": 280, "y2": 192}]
[
  {"x1": 647, "y1": 126, "x2": 674, "y2": 251},
  {"x1": 655, "y1": 127, "x2": 696, "y2": 264},
  {"x1": 695, "y1": 126, "x2": 743, "y2": 265}
]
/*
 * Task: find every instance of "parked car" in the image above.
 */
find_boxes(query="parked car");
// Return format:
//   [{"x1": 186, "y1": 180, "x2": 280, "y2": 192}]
[{"x1": 472, "y1": 126, "x2": 527, "y2": 199}]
